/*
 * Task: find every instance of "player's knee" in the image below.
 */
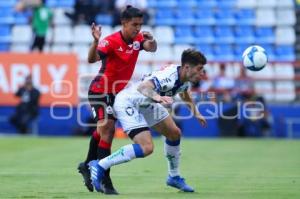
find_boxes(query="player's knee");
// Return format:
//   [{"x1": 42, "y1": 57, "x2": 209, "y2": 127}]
[
  {"x1": 167, "y1": 127, "x2": 181, "y2": 141},
  {"x1": 141, "y1": 142, "x2": 154, "y2": 156}
]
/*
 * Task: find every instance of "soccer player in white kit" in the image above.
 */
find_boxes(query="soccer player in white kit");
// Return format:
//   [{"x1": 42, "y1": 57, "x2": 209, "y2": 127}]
[{"x1": 89, "y1": 49, "x2": 207, "y2": 193}]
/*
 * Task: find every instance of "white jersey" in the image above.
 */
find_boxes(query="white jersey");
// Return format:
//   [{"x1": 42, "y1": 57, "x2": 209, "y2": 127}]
[
  {"x1": 114, "y1": 65, "x2": 190, "y2": 134},
  {"x1": 122, "y1": 65, "x2": 190, "y2": 107}
]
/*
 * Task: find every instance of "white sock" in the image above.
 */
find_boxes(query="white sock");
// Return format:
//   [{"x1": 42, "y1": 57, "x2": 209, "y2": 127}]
[
  {"x1": 164, "y1": 139, "x2": 181, "y2": 177},
  {"x1": 99, "y1": 144, "x2": 144, "y2": 170}
]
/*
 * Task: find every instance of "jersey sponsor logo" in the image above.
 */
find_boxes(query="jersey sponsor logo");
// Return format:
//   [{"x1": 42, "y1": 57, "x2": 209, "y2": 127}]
[
  {"x1": 99, "y1": 40, "x2": 109, "y2": 47},
  {"x1": 125, "y1": 107, "x2": 134, "y2": 116},
  {"x1": 133, "y1": 41, "x2": 140, "y2": 50},
  {"x1": 160, "y1": 78, "x2": 172, "y2": 85},
  {"x1": 106, "y1": 106, "x2": 114, "y2": 114}
]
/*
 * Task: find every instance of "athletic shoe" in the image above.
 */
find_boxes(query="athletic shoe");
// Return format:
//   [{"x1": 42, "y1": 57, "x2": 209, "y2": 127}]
[
  {"x1": 101, "y1": 175, "x2": 119, "y2": 195},
  {"x1": 88, "y1": 160, "x2": 105, "y2": 192},
  {"x1": 77, "y1": 162, "x2": 93, "y2": 192},
  {"x1": 166, "y1": 175, "x2": 194, "y2": 192}
]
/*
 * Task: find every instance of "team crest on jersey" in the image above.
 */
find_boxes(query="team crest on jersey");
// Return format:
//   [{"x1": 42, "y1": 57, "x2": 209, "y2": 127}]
[
  {"x1": 99, "y1": 40, "x2": 109, "y2": 47},
  {"x1": 133, "y1": 41, "x2": 140, "y2": 50}
]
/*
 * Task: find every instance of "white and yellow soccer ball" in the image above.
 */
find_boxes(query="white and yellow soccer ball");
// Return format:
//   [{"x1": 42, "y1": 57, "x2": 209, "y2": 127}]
[{"x1": 242, "y1": 45, "x2": 268, "y2": 71}]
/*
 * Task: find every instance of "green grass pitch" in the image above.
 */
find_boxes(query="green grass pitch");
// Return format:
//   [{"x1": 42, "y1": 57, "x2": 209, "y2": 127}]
[{"x1": 0, "y1": 137, "x2": 299, "y2": 199}]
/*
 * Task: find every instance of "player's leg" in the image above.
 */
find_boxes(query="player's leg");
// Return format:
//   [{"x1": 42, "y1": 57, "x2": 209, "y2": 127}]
[
  {"x1": 89, "y1": 130, "x2": 152, "y2": 192},
  {"x1": 78, "y1": 92, "x2": 117, "y2": 194},
  {"x1": 88, "y1": 98, "x2": 152, "y2": 192},
  {"x1": 150, "y1": 109, "x2": 194, "y2": 192}
]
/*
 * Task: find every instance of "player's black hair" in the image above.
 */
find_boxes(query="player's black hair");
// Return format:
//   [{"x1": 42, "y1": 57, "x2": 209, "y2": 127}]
[
  {"x1": 181, "y1": 48, "x2": 207, "y2": 66},
  {"x1": 120, "y1": 5, "x2": 143, "y2": 20}
]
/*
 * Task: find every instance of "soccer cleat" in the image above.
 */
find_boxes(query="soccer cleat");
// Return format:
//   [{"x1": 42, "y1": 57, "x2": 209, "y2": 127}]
[
  {"x1": 166, "y1": 175, "x2": 195, "y2": 192},
  {"x1": 101, "y1": 176, "x2": 119, "y2": 195},
  {"x1": 77, "y1": 162, "x2": 93, "y2": 192},
  {"x1": 88, "y1": 160, "x2": 105, "y2": 192}
]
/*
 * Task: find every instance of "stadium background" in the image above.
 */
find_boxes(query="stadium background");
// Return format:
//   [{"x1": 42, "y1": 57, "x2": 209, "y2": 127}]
[{"x1": 0, "y1": 0, "x2": 300, "y2": 138}]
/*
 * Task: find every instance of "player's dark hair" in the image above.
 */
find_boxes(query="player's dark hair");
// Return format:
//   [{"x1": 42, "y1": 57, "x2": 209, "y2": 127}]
[
  {"x1": 120, "y1": 5, "x2": 143, "y2": 20},
  {"x1": 181, "y1": 48, "x2": 207, "y2": 66}
]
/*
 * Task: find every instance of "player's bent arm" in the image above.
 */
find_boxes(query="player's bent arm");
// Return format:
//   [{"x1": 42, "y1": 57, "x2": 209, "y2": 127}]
[
  {"x1": 179, "y1": 90, "x2": 206, "y2": 126},
  {"x1": 88, "y1": 40, "x2": 101, "y2": 63},
  {"x1": 137, "y1": 80, "x2": 161, "y2": 102},
  {"x1": 143, "y1": 39, "x2": 157, "y2": 52}
]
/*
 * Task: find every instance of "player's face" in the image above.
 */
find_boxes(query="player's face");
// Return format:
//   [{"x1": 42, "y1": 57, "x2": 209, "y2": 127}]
[
  {"x1": 186, "y1": 64, "x2": 205, "y2": 84},
  {"x1": 123, "y1": 17, "x2": 143, "y2": 39}
]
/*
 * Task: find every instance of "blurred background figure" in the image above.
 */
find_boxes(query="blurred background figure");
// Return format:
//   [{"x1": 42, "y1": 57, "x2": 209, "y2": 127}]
[
  {"x1": 9, "y1": 75, "x2": 40, "y2": 134},
  {"x1": 113, "y1": 0, "x2": 149, "y2": 26},
  {"x1": 15, "y1": 0, "x2": 53, "y2": 52},
  {"x1": 65, "y1": 0, "x2": 114, "y2": 25}
]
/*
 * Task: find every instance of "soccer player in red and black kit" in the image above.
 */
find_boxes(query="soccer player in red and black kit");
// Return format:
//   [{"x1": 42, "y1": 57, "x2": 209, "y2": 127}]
[{"x1": 77, "y1": 6, "x2": 157, "y2": 194}]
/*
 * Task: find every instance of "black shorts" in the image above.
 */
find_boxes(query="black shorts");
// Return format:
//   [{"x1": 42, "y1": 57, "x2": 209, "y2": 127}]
[
  {"x1": 31, "y1": 35, "x2": 45, "y2": 51},
  {"x1": 88, "y1": 90, "x2": 116, "y2": 121}
]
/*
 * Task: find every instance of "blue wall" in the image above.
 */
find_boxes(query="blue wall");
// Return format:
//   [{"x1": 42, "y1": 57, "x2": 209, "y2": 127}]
[{"x1": 1, "y1": 104, "x2": 300, "y2": 138}]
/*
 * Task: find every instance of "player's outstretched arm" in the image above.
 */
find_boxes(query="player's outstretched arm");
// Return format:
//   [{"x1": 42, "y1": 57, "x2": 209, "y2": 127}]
[
  {"x1": 142, "y1": 31, "x2": 157, "y2": 52},
  {"x1": 137, "y1": 80, "x2": 173, "y2": 105},
  {"x1": 88, "y1": 23, "x2": 101, "y2": 63},
  {"x1": 179, "y1": 90, "x2": 207, "y2": 127}
]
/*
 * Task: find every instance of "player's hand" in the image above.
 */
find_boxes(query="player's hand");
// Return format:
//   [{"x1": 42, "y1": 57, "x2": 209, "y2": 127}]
[
  {"x1": 159, "y1": 96, "x2": 173, "y2": 106},
  {"x1": 142, "y1": 31, "x2": 154, "y2": 40},
  {"x1": 91, "y1": 22, "x2": 101, "y2": 42},
  {"x1": 196, "y1": 114, "x2": 207, "y2": 127}
]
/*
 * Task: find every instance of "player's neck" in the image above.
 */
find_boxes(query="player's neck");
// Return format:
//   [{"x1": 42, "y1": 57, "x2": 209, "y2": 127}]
[{"x1": 120, "y1": 30, "x2": 133, "y2": 44}]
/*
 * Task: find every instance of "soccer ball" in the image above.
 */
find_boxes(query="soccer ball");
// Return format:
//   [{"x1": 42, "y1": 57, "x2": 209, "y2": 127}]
[{"x1": 242, "y1": 45, "x2": 268, "y2": 71}]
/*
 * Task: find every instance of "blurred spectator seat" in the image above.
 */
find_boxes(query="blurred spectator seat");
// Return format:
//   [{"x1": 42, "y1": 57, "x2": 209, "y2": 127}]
[
  {"x1": 234, "y1": 25, "x2": 255, "y2": 44},
  {"x1": 196, "y1": 44, "x2": 214, "y2": 61},
  {"x1": 132, "y1": 64, "x2": 152, "y2": 81},
  {"x1": 234, "y1": 44, "x2": 249, "y2": 61},
  {"x1": 194, "y1": 9, "x2": 215, "y2": 25},
  {"x1": 153, "y1": 44, "x2": 173, "y2": 62},
  {"x1": 255, "y1": 8, "x2": 276, "y2": 26},
  {"x1": 53, "y1": 26, "x2": 73, "y2": 43},
  {"x1": 154, "y1": 26, "x2": 174, "y2": 44},
  {"x1": 95, "y1": 14, "x2": 112, "y2": 25},
  {"x1": 0, "y1": 0, "x2": 17, "y2": 7},
  {"x1": 51, "y1": 44, "x2": 71, "y2": 53},
  {"x1": 275, "y1": 81, "x2": 296, "y2": 101},
  {"x1": 101, "y1": 25, "x2": 113, "y2": 39},
  {"x1": 11, "y1": 25, "x2": 32, "y2": 43},
  {"x1": 46, "y1": 0, "x2": 75, "y2": 8},
  {"x1": 256, "y1": 0, "x2": 276, "y2": 8},
  {"x1": 275, "y1": 27, "x2": 296, "y2": 45},
  {"x1": 138, "y1": 50, "x2": 154, "y2": 63},
  {"x1": 10, "y1": 44, "x2": 30, "y2": 52},
  {"x1": 0, "y1": 25, "x2": 11, "y2": 43},
  {"x1": 154, "y1": 9, "x2": 175, "y2": 25},
  {"x1": 73, "y1": 25, "x2": 92, "y2": 44},
  {"x1": 177, "y1": 0, "x2": 197, "y2": 8},
  {"x1": 255, "y1": 27, "x2": 275, "y2": 44},
  {"x1": 214, "y1": 26, "x2": 234, "y2": 44},
  {"x1": 273, "y1": 63, "x2": 295, "y2": 80},
  {"x1": 155, "y1": 0, "x2": 177, "y2": 8},
  {"x1": 204, "y1": 63, "x2": 220, "y2": 78},
  {"x1": 276, "y1": 0, "x2": 294, "y2": 8},
  {"x1": 175, "y1": 9, "x2": 195, "y2": 25},
  {"x1": 276, "y1": 9, "x2": 296, "y2": 26},
  {"x1": 216, "y1": 0, "x2": 236, "y2": 8},
  {"x1": 196, "y1": 0, "x2": 217, "y2": 8},
  {"x1": 246, "y1": 64, "x2": 274, "y2": 79},
  {"x1": 225, "y1": 63, "x2": 241, "y2": 78},
  {"x1": 254, "y1": 81, "x2": 274, "y2": 101},
  {"x1": 235, "y1": 9, "x2": 255, "y2": 25},
  {"x1": 215, "y1": 10, "x2": 236, "y2": 26},
  {"x1": 194, "y1": 26, "x2": 215, "y2": 44},
  {"x1": 275, "y1": 45, "x2": 295, "y2": 61},
  {"x1": 0, "y1": 8, "x2": 14, "y2": 24},
  {"x1": 174, "y1": 26, "x2": 195, "y2": 44},
  {"x1": 141, "y1": 25, "x2": 153, "y2": 33},
  {"x1": 72, "y1": 44, "x2": 89, "y2": 61},
  {"x1": 236, "y1": 0, "x2": 256, "y2": 8},
  {"x1": 213, "y1": 44, "x2": 234, "y2": 61},
  {"x1": 0, "y1": 43, "x2": 9, "y2": 51},
  {"x1": 14, "y1": 11, "x2": 30, "y2": 25},
  {"x1": 53, "y1": 8, "x2": 71, "y2": 25}
]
